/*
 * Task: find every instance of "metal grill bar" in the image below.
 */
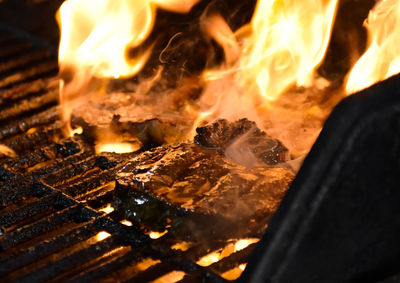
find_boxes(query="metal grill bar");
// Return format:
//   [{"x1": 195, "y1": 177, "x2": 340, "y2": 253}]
[
  {"x1": 0, "y1": 28, "x2": 258, "y2": 282},
  {"x1": 0, "y1": 218, "x2": 101, "y2": 275}
]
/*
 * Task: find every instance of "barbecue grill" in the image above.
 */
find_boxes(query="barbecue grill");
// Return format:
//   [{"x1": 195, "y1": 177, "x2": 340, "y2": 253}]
[{"x1": 1, "y1": 1, "x2": 400, "y2": 282}]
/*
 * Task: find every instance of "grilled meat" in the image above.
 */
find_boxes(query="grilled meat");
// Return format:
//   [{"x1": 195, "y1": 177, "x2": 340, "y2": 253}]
[
  {"x1": 71, "y1": 91, "x2": 197, "y2": 149},
  {"x1": 195, "y1": 118, "x2": 289, "y2": 165},
  {"x1": 114, "y1": 119, "x2": 293, "y2": 239}
]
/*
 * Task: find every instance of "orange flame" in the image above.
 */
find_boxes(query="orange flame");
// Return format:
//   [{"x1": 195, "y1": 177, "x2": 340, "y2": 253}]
[
  {"x1": 237, "y1": 0, "x2": 338, "y2": 101},
  {"x1": 98, "y1": 203, "x2": 115, "y2": 214},
  {"x1": 346, "y1": 0, "x2": 400, "y2": 94},
  {"x1": 196, "y1": 238, "x2": 259, "y2": 267},
  {"x1": 57, "y1": 0, "x2": 199, "y2": 78},
  {"x1": 148, "y1": 230, "x2": 168, "y2": 239},
  {"x1": 57, "y1": 0, "x2": 199, "y2": 135},
  {"x1": 95, "y1": 142, "x2": 140, "y2": 154},
  {"x1": 96, "y1": 231, "x2": 111, "y2": 241}
]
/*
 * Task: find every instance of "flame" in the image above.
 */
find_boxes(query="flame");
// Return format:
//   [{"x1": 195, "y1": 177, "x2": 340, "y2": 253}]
[
  {"x1": 57, "y1": 0, "x2": 199, "y2": 135},
  {"x1": 196, "y1": 238, "x2": 259, "y2": 267},
  {"x1": 120, "y1": 219, "x2": 133, "y2": 226},
  {"x1": 57, "y1": 0, "x2": 199, "y2": 78},
  {"x1": 70, "y1": 126, "x2": 83, "y2": 136},
  {"x1": 99, "y1": 203, "x2": 115, "y2": 214},
  {"x1": 346, "y1": 0, "x2": 400, "y2": 94},
  {"x1": 95, "y1": 142, "x2": 140, "y2": 154},
  {"x1": 221, "y1": 263, "x2": 247, "y2": 280},
  {"x1": 234, "y1": 238, "x2": 259, "y2": 251},
  {"x1": 148, "y1": 230, "x2": 168, "y2": 239},
  {"x1": 152, "y1": 271, "x2": 186, "y2": 283},
  {"x1": 196, "y1": 0, "x2": 339, "y2": 151},
  {"x1": 235, "y1": 0, "x2": 338, "y2": 101},
  {"x1": 201, "y1": 13, "x2": 240, "y2": 65},
  {"x1": 0, "y1": 144, "x2": 17, "y2": 158},
  {"x1": 135, "y1": 258, "x2": 161, "y2": 271},
  {"x1": 171, "y1": 241, "x2": 194, "y2": 251},
  {"x1": 96, "y1": 231, "x2": 111, "y2": 241}
]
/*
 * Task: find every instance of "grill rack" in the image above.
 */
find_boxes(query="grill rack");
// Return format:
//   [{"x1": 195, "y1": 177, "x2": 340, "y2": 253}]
[{"x1": 0, "y1": 27, "x2": 256, "y2": 282}]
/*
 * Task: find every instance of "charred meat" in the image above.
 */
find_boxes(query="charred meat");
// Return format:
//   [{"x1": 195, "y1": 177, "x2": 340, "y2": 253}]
[
  {"x1": 195, "y1": 118, "x2": 289, "y2": 165},
  {"x1": 114, "y1": 119, "x2": 294, "y2": 239},
  {"x1": 71, "y1": 87, "x2": 199, "y2": 149}
]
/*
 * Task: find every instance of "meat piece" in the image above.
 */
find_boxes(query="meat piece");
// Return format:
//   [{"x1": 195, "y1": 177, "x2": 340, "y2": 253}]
[
  {"x1": 71, "y1": 91, "x2": 197, "y2": 149},
  {"x1": 114, "y1": 142, "x2": 294, "y2": 239},
  {"x1": 195, "y1": 119, "x2": 289, "y2": 165},
  {"x1": 194, "y1": 119, "x2": 255, "y2": 149}
]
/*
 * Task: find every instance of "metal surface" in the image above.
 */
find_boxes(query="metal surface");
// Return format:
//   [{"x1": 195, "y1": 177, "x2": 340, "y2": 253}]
[{"x1": 0, "y1": 28, "x2": 254, "y2": 282}]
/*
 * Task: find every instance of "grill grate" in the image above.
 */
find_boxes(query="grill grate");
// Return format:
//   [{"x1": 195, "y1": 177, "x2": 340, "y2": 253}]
[{"x1": 0, "y1": 28, "x2": 255, "y2": 282}]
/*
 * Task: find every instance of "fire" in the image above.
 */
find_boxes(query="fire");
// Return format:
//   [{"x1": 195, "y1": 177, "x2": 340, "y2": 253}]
[
  {"x1": 57, "y1": 0, "x2": 199, "y2": 78},
  {"x1": 153, "y1": 271, "x2": 186, "y2": 283},
  {"x1": 346, "y1": 0, "x2": 400, "y2": 94},
  {"x1": 0, "y1": 144, "x2": 17, "y2": 158},
  {"x1": 196, "y1": 238, "x2": 259, "y2": 267},
  {"x1": 221, "y1": 263, "x2": 247, "y2": 280},
  {"x1": 95, "y1": 142, "x2": 140, "y2": 154},
  {"x1": 96, "y1": 231, "x2": 111, "y2": 241},
  {"x1": 57, "y1": 0, "x2": 199, "y2": 134},
  {"x1": 148, "y1": 230, "x2": 168, "y2": 239},
  {"x1": 236, "y1": 0, "x2": 338, "y2": 101},
  {"x1": 99, "y1": 203, "x2": 115, "y2": 214},
  {"x1": 55, "y1": 0, "x2": 400, "y2": 164},
  {"x1": 171, "y1": 241, "x2": 194, "y2": 251},
  {"x1": 120, "y1": 219, "x2": 133, "y2": 226}
]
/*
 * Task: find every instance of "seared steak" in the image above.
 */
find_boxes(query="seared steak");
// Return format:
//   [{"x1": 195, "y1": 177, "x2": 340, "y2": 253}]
[
  {"x1": 114, "y1": 119, "x2": 294, "y2": 239},
  {"x1": 195, "y1": 118, "x2": 289, "y2": 165}
]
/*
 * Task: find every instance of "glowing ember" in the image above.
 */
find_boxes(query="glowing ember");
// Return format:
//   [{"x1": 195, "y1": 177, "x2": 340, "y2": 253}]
[
  {"x1": 234, "y1": 238, "x2": 259, "y2": 251},
  {"x1": 120, "y1": 219, "x2": 133, "y2": 226},
  {"x1": 346, "y1": 0, "x2": 400, "y2": 94},
  {"x1": 135, "y1": 258, "x2": 161, "y2": 272},
  {"x1": 237, "y1": 0, "x2": 338, "y2": 101},
  {"x1": 69, "y1": 126, "x2": 83, "y2": 136},
  {"x1": 196, "y1": 250, "x2": 221, "y2": 267},
  {"x1": 171, "y1": 241, "x2": 194, "y2": 251},
  {"x1": 99, "y1": 203, "x2": 115, "y2": 214},
  {"x1": 196, "y1": 238, "x2": 259, "y2": 267},
  {"x1": 95, "y1": 142, "x2": 140, "y2": 154},
  {"x1": 152, "y1": 271, "x2": 186, "y2": 283},
  {"x1": 148, "y1": 230, "x2": 168, "y2": 239},
  {"x1": 96, "y1": 231, "x2": 111, "y2": 241},
  {"x1": 221, "y1": 263, "x2": 247, "y2": 280},
  {"x1": 0, "y1": 144, "x2": 17, "y2": 158}
]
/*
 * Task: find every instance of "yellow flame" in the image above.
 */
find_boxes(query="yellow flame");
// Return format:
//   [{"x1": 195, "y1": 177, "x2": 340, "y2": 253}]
[
  {"x1": 70, "y1": 126, "x2": 83, "y2": 136},
  {"x1": 346, "y1": 0, "x2": 400, "y2": 94},
  {"x1": 221, "y1": 264, "x2": 247, "y2": 280},
  {"x1": 148, "y1": 230, "x2": 168, "y2": 239},
  {"x1": 57, "y1": 0, "x2": 199, "y2": 78},
  {"x1": 152, "y1": 271, "x2": 186, "y2": 283},
  {"x1": 135, "y1": 258, "x2": 161, "y2": 272},
  {"x1": 57, "y1": 0, "x2": 199, "y2": 136},
  {"x1": 96, "y1": 231, "x2": 111, "y2": 241},
  {"x1": 201, "y1": 13, "x2": 240, "y2": 65},
  {"x1": 99, "y1": 203, "x2": 115, "y2": 214},
  {"x1": 236, "y1": 0, "x2": 338, "y2": 101},
  {"x1": 196, "y1": 238, "x2": 259, "y2": 267},
  {"x1": 95, "y1": 142, "x2": 140, "y2": 154},
  {"x1": 120, "y1": 220, "x2": 133, "y2": 226},
  {"x1": 234, "y1": 238, "x2": 259, "y2": 251},
  {"x1": 171, "y1": 241, "x2": 194, "y2": 251}
]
